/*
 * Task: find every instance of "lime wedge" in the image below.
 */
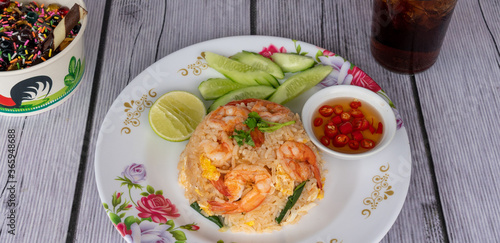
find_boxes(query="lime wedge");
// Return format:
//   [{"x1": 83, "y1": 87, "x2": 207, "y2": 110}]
[{"x1": 149, "y1": 91, "x2": 206, "y2": 142}]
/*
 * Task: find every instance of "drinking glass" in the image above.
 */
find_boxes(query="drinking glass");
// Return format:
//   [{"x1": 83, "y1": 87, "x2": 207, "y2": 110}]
[{"x1": 370, "y1": 0, "x2": 458, "y2": 74}]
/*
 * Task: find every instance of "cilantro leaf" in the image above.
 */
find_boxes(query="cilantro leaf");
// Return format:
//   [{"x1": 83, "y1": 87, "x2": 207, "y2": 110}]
[
  {"x1": 230, "y1": 129, "x2": 249, "y2": 146},
  {"x1": 258, "y1": 120, "x2": 296, "y2": 132},
  {"x1": 245, "y1": 133, "x2": 255, "y2": 147},
  {"x1": 244, "y1": 113, "x2": 258, "y2": 130},
  {"x1": 231, "y1": 111, "x2": 295, "y2": 147}
]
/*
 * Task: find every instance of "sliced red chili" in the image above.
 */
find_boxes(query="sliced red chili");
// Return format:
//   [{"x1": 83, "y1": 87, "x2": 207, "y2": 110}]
[
  {"x1": 348, "y1": 140, "x2": 359, "y2": 150},
  {"x1": 368, "y1": 124, "x2": 377, "y2": 134},
  {"x1": 360, "y1": 139, "x2": 375, "y2": 149},
  {"x1": 324, "y1": 122, "x2": 338, "y2": 138},
  {"x1": 333, "y1": 105, "x2": 343, "y2": 115},
  {"x1": 339, "y1": 122, "x2": 353, "y2": 134},
  {"x1": 368, "y1": 125, "x2": 376, "y2": 134},
  {"x1": 352, "y1": 118, "x2": 362, "y2": 130},
  {"x1": 340, "y1": 112, "x2": 351, "y2": 121},
  {"x1": 331, "y1": 115, "x2": 342, "y2": 125},
  {"x1": 314, "y1": 117, "x2": 323, "y2": 127},
  {"x1": 351, "y1": 130, "x2": 364, "y2": 141},
  {"x1": 361, "y1": 119, "x2": 370, "y2": 131},
  {"x1": 318, "y1": 105, "x2": 334, "y2": 117},
  {"x1": 350, "y1": 109, "x2": 364, "y2": 118},
  {"x1": 376, "y1": 122, "x2": 383, "y2": 134},
  {"x1": 350, "y1": 100, "x2": 362, "y2": 109},
  {"x1": 353, "y1": 118, "x2": 369, "y2": 131},
  {"x1": 368, "y1": 118, "x2": 376, "y2": 134},
  {"x1": 320, "y1": 136, "x2": 331, "y2": 146},
  {"x1": 333, "y1": 134, "x2": 349, "y2": 147}
]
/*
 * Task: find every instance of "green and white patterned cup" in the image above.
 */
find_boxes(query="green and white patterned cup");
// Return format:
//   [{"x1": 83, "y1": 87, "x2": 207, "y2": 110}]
[{"x1": 0, "y1": 0, "x2": 87, "y2": 116}]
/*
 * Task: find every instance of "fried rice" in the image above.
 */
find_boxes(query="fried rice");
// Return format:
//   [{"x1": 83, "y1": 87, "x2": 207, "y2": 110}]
[{"x1": 178, "y1": 99, "x2": 325, "y2": 233}]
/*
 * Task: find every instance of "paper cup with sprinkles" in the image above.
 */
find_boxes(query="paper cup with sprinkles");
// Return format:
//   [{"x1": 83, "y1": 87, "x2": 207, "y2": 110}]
[{"x1": 0, "y1": 0, "x2": 87, "y2": 116}]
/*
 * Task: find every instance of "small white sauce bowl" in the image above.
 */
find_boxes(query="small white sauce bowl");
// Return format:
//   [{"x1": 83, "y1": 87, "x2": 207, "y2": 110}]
[{"x1": 302, "y1": 85, "x2": 397, "y2": 160}]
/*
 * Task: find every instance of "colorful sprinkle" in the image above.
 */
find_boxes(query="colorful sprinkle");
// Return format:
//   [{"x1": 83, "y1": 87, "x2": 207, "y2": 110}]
[{"x1": 0, "y1": 1, "x2": 82, "y2": 71}]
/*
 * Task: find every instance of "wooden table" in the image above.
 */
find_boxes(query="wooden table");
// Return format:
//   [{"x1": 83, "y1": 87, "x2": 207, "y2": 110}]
[{"x1": 1, "y1": 0, "x2": 499, "y2": 242}]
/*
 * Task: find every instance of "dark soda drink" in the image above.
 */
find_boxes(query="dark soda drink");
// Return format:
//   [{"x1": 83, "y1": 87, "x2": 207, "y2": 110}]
[{"x1": 370, "y1": 0, "x2": 457, "y2": 74}]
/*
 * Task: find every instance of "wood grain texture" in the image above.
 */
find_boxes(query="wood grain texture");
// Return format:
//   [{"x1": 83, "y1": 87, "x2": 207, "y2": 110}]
[
  {"x1": 73, "y1": 1, "x2": 169, "y2": 242},
  {"x1": 254, "y1": 0, "x2": 323, "y2": 47},
  {"x1": 479, "y1": 0, "x2": 500, "y2": 50},
  {"x1": 157, "y1": 0, "x2": 251, "y2": 58},
  {"x1": 73, "y1": 1, "x2": 251, "y2": 242},
  {"x1": 324, "y1": 1, "x2": 449, "y2": 242},
  {"x1": 0, "y1": 0, "x2": 105, "y2": 242},
  {"x1": 415, "y1": 0, "x2": 500, "y2": 242}
]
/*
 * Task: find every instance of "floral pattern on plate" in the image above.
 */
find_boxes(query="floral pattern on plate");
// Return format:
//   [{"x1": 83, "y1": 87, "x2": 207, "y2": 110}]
[{"x1": 103, "y1": 163, "x2": 199, "y2": 243}]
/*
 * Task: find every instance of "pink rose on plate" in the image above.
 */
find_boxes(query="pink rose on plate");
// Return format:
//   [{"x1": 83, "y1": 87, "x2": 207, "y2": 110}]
[
  {"x1": 136, "y1": 194, "x2": 180, "y2": 223},
  {"x1": 115, "y1": 222, "x2": 132, "y2": 237},
  {"x1": 349, "y1": 66, "x2": 381, "y2": 93},
  {"x1": 259, "y1": 44, "x2": 287, "y2": 58}
]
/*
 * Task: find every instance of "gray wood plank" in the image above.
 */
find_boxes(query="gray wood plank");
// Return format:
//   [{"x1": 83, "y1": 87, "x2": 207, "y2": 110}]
[
  {"x1": 480, "y1": 0, "x2": 500, "y2": 46},
  {"x1": 0, "y1": 0, "x2": 106, "y2": 242},
  {"x1": 416, "y1": 0, "x2": 500, "y2": 242},
  {"x1": 157, "y1": 0, "x2": 251, "y2": 57},
  {"x1": 73, "y1": 1, "x2": 251, "y2": 242},
  {"x1": 255, "y1": 0, "x2": 323, "y2": 47},
  {"x1": 256, "y1": 0, "x2": 447, "y2": 242}
]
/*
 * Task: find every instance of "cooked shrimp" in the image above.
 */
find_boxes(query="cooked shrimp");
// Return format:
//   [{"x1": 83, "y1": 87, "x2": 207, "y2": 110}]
[
  {"x1": 208, "y1": 165, "x2": 272, "y2": 214},
  {"x1": 201, "y1": 105, "x2": 250, "y2": 167},
  {"x1": 210, "y1": 177, "x2": 231, "y2": 197},
  {"x1": 228, "y1": 99, "x2": 290, "y2": 147},
  {"x1": 207, "y1": 105, "x2": 250, "y2": 132},
  {"x1": 200, "y1": 131, "x2": 233, "y2": 168},
  {"x1": 250, "y1": 129, "x2": 265, "y2": 147},
  {"x1": 277, "y1": 141, "x2": 322, "y2": 189},
  {"x1": 251, "y1": 99, "x2": 290, "y2": 123}
]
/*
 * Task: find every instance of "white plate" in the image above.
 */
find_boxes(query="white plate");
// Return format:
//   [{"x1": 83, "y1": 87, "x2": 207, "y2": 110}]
[{"x1": 95, "y1": 36, "x2": 411, "y2": 243}]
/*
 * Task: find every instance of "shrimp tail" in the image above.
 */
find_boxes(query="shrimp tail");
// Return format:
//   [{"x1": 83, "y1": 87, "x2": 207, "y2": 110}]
[
  {"x1": 210, "y1": 177, "x2": 232, "y2": 197},
  {"x1": 208, "y1": 200, "x2": 240, "y2": 214},
  {"x1": 250, "y1": 129, "x2": 265, "y2": 147},
  {"x1": 208, "y1": 188, "x2": 268, "y2": 214},
  {"x1": 312, "y1": 166, "x2": 322, "y2": 189},
  {"x1": 278, "y1": 141, "x2": 323, "y2": 189}
]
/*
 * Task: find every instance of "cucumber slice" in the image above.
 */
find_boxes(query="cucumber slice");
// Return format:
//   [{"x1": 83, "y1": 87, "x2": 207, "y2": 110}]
[
  {"x1": 271, "y1": 53, "x2": 316, "y2": 73},
  {"x1": 198, "y1": 78, "x2": 248, "y2": 100},
  {"x1": 204, "y1": 51, "x2": 278, "y2": 87},
  {"x1": 207, "y1": 86, "x2": 276, "y2": 112},
  {"x1": 268, "y1": 65, "x2": 333, "y2": 105},
  {"x1": 231, "y1": 51, "x2": 285, "y2": 81}
]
